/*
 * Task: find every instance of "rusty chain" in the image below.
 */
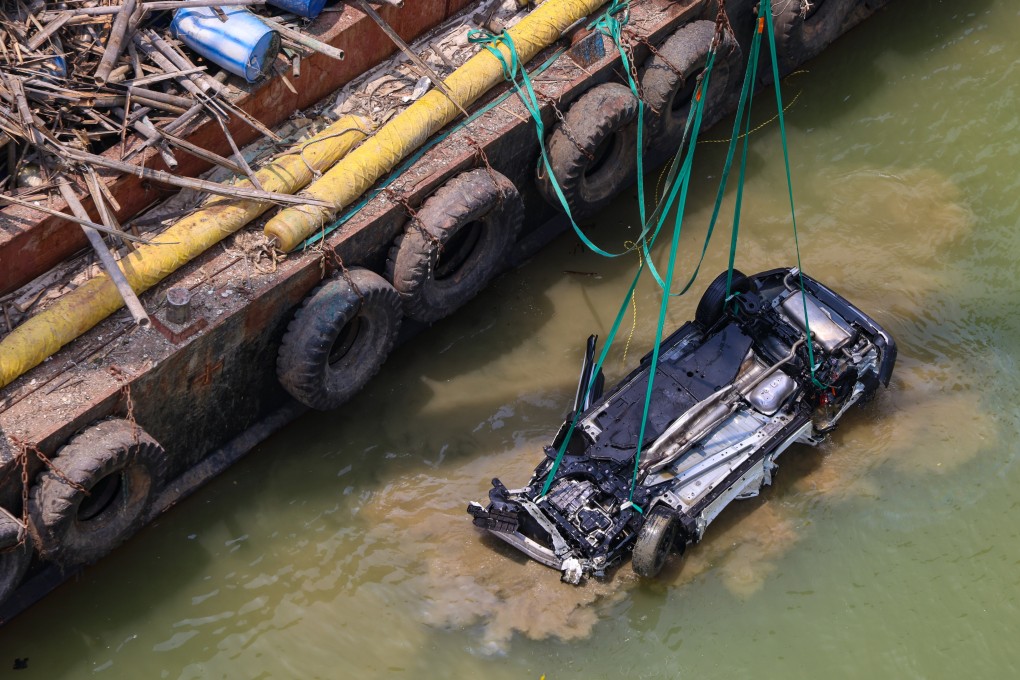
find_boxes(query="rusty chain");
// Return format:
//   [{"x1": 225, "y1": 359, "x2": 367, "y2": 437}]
[
  {"x1": 7, "y1": 435, "x2": 88, "y2": 551},
  {"x1": 384, "y1": 187, "x2": 444, "y2": 258},
  {"x1": 464, "y1": 136, "x2": 510, "y2": 207},
  {"x1": 536, "y1": 92, "x2": 595, "y2": 162}
]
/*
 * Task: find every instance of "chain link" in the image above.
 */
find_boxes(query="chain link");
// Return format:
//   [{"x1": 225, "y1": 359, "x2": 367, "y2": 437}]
[
  {"x1": 537, "y1": 93, "x2": 595, "y2": 161},
  {"x1": 7, "y1": 436, "x2": 88, "y2": 551},
  {"x1": 385, "y1": 188, "x2": 444, "y2": 261}
]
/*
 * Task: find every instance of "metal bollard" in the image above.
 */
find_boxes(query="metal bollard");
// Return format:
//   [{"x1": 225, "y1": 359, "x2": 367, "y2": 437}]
[{"x1": 166, "y1": 287, "x2": 192, "y2": 325}]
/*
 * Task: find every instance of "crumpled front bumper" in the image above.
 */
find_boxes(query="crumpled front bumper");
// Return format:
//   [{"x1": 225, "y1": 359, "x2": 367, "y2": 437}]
[{"x1": 467, "y1": 499, "x2": 589, "y2": 584}]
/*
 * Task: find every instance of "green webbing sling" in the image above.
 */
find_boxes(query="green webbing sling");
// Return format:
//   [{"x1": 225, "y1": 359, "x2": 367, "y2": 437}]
[{"x1": 538, "y1": 16, "x2": 740, "y2": 501}]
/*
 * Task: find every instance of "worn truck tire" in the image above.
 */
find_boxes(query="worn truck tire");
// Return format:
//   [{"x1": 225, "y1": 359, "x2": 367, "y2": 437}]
[
  {"x1": 386, "y1": 168, "x2": 523, "y2": 323},
  {"x1": 536, "y1": 82, "x2": 641, "y2": 218},
  {"x1": 28, "y1": 419, "x2": 166, "y2": 566},
  {"x1": 0, "y1": 511, "x2": 31, "y2": 609},
  {"x1": 773, "y1": 0, "x2": 858, "y2": 75},
  {"x1": 277, "y1": 268, "x2": 402, "y2": 410},
  {"x1": 641, "y1": 20, "x2": 741, "y2": 149},
  {"x1": 632, "y1": 505, "x2": 682, "y2": 578},
  {"x1": 695, "y1": 269, "x2": 749, "y2": 329}
]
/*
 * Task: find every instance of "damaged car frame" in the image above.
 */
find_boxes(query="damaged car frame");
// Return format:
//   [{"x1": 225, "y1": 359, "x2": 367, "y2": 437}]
[{"x1": 469, "y1": 267, "x2": 896, "y2": 583}]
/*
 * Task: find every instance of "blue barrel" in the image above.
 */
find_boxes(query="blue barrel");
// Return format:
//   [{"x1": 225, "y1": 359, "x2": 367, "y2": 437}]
[
  {"x1": 267, "y1": 0, "x2": 326, "y2": 19},
  {"x1": 171, "y1": 7, "x2": 280, "y2": 83}
]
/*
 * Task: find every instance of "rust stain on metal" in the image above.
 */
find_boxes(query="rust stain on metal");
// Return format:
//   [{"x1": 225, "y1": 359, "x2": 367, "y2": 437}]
[
  {"x1": 190, "y1": 359, "x2": 224, "y2": 389},
  {"x1": 150, "y1": 315, "x2": 209, "y2": 346}
]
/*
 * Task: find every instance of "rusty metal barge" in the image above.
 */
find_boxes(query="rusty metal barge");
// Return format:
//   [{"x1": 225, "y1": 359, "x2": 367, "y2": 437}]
[{"x1": 0, "y1": 0, "x2": 892, "y2": 621}]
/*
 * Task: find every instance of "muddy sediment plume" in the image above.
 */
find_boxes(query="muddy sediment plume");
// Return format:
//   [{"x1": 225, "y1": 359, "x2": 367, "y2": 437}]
[
  {"x1": 359, "y1": 441, "x2": 808, "y2": 651},
  {"x1": 351, "y1": 165, "x2": 994, "y2": 652}
]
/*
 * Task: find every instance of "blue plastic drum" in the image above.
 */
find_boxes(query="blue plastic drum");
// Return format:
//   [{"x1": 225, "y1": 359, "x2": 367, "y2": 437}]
[
  {"x1": 171, "y1": 7, "x2": 280, "y2": 83},
  {"x1": 267, "y1": 0, "x2": 326, "y2": 19}
]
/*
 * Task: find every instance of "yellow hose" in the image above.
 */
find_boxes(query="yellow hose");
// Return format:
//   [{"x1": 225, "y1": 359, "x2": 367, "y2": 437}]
[
  {"x1": 0, "y1": 115, "x2": 375, "y2": 389},
  {"x1": 265, "y1": 0, "x2": 608, "y2": 251}
]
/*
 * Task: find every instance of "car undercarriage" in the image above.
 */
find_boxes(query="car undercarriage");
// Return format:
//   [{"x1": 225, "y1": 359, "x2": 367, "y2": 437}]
[{"x1": 469, "y1": 267, "x2": 896, "y2": 583}]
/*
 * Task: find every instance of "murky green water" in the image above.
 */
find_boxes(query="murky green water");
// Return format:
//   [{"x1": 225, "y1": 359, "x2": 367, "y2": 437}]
[{"x1": 4, "y1": 1, "x2": 1020, "y2": 677}]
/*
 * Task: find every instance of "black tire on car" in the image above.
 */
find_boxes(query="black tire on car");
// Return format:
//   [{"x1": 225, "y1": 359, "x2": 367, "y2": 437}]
[
  {"x1": 640, "y1": 20, "x2": 742, "y2": 149},
  {"x1": 695, "y1": 269, "x2": 750, "y2": 329},
  {"x1": 632, "y1": 504, "x2": 683, "y2": 578},
  {"x1": 535, "y1": 82, "x2": 641, "y2": 218},
  {"x1": 0, "y1": 510, "x2": 32, "y2": 608},
  {"x1": 28, "y1": 419, "x2": 166, "y2": 566},
  {"x1": 277, "y1": 267, "x2": 402, "y2": 411},
  {"x1": 772, "y1": 0, "x2": 858, "y2": 75},
  {"x1": 386, "y1": 168, "x2": 523, "y2": 323}
]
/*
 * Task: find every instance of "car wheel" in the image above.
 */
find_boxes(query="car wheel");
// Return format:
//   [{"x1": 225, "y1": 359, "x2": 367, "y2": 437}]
[
  {"x1": 632, "y1": 505, "x2": 683, "y2": 578},
  {"x1": 695, "y1": 268, "x2": 749, "y2": 329}
]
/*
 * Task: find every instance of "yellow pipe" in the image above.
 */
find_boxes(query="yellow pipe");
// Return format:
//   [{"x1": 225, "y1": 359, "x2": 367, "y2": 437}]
[
  {"x1": 265, "y1": 0, "x2": 609, "y2": 251},
  {"x1": 0, "y1": 115, "x2": 375, "y2": 389}
]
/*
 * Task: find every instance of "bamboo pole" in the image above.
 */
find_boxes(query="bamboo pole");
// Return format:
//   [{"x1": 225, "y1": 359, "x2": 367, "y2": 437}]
[
  {"x1": 95, "y1": 0, "x2": 138, "y2": 85},
  {"x1": 259, "y1": 17, "x2": 346, "y2": 62},
  {"x1": 0, "y1": 192, "x2": 162, "y2": 244},
  {"x1": 60, "y1": 146, "x2": 334, "y2": 207},
  {"x1": 60, "y1": 179, "x2": 151, "y2": 326},
  {"x1": 27, "y1": 11, "x2": 71, "y2": 51},
  {"x1": 158, "y1": 129, "x2": 244, "y2": 175}
]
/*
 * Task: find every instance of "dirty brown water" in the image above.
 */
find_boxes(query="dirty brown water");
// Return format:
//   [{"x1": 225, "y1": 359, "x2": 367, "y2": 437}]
[{"x1": 3, "y1": 0, "x2": 1019, "y2": 677}]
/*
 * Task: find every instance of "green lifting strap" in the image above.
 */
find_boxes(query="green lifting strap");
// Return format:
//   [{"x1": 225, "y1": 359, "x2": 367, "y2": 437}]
[
  {"x1": 471, "y1": 0, "x2": 662, "y2": 260},
  {"x1": 539, "y1": 7, "x2": 773, "y2": 503},
  {"x1": 761, "y1": 5, "x2": 824, "y2": 388},
  {"x1": 625, "y1": 13, "x2": 768, "y2": 505},
  {"x1": 538, "y1": 17, "x2": 735, "y2": 502}
]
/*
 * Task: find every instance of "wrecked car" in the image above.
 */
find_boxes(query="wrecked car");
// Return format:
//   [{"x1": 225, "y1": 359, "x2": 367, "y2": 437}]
[{"x1": 469, "y1": 267, "x2": 896, "y2": 583}]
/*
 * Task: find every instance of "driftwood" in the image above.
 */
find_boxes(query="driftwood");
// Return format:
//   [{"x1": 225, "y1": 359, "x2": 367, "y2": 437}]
[{"x1": 1, "y1": 0, "x2": 390, "y2": 337}]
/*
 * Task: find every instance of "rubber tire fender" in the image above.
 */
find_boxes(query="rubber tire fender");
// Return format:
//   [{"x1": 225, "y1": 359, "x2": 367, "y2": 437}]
[
  {"x1": 535, "y1": 82, "x2": 641, "y2": 219},
  {"x1": 386, "y1": 168, "x2": 523, "y2": 323},
  {"x1": 0, "y1": 511, "x2": 31, "y2": 609},
  {"x1": 640, "y1": 20, "x2": 742, "y2": 149},
  {"x1": 277, "y1": 267, "x2": 402, "y2": 411},
  {"x1": 772, "y1": 0, "x2": 858, "y2": 75},
  {"x1": 632, "y1": 504, "x2": 683, "y2": 578},
  {"x1": 695, "y1": 268, "x2": 750, "y2": 330},
  {"x1": 28, "y1": 419, "x2": 166, "y2": 566}
]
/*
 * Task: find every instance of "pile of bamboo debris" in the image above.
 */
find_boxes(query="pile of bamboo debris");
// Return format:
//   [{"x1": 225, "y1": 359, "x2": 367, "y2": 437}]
[
  {"x1": 0, "y1": 0, "x2": 356, "y2": 323},
  {"x1": 0, "y1": 0, "x2": 349, "y2": 195}
]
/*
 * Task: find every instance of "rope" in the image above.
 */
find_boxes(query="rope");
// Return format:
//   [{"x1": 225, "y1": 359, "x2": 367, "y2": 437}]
[
  {"x1": 723, "y1": 16, "x2": 765, "y2": 309},
  {"x1": 698, "y1": 75, "x2": 805, "y2": 143}
]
